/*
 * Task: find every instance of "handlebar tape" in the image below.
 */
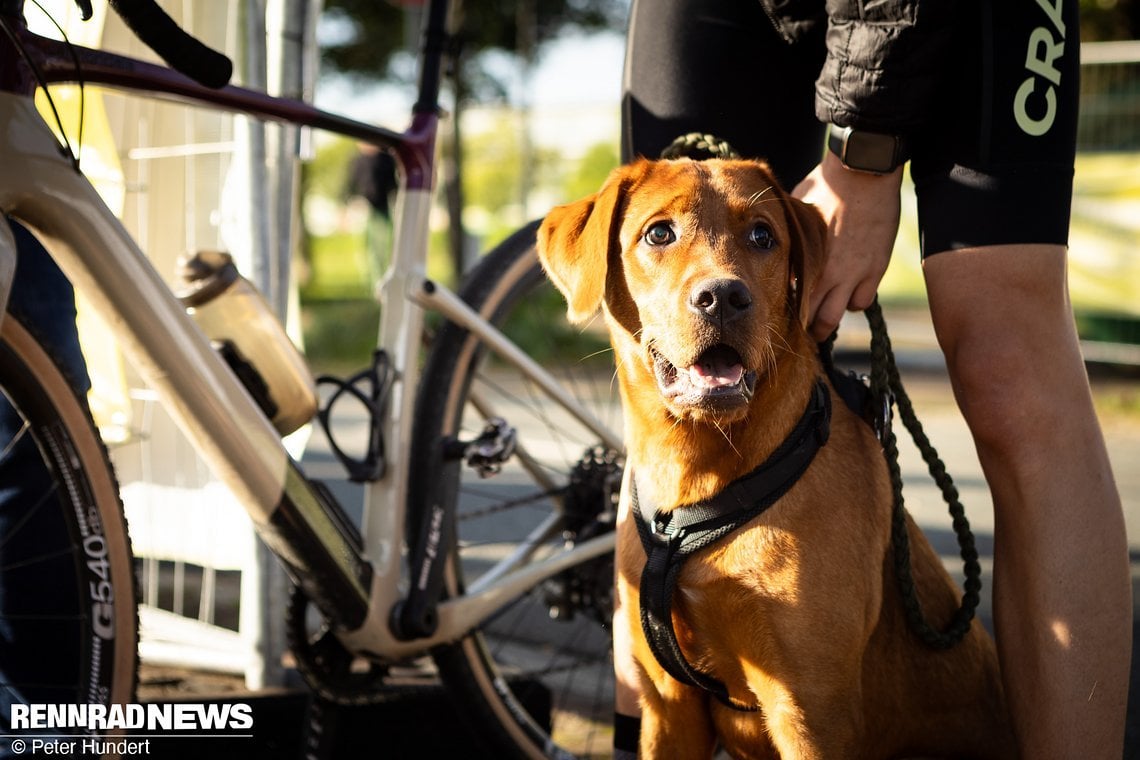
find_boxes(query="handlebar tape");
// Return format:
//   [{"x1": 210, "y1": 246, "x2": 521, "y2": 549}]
[{"x1": 108, "y1": 0, "x2": 232, "y2": 88}]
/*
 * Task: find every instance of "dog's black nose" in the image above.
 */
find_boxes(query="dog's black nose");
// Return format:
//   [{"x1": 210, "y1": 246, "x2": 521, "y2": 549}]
[{"x1": 689, "y1": 278, "x2": 753, "y2": 323}]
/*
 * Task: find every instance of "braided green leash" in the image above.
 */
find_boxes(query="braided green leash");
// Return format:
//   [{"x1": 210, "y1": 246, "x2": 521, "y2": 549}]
[
  {"x1": 660, "y1": 132, "x2": 740, "y2": 160},
  {"x1": 866, "y1": 299, "x2": 982, "y2": 648}
]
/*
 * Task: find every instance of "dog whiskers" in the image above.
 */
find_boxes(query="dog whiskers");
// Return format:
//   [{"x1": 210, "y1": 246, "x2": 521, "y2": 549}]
[
  {"x1": 611, "y1": 350, "x2": 630, "y2": 394},
  {"x1": 756, "y1": 327, "x2": 780, "y2": 384},
  {"x1": 764, "y1": 321, "x2": 795, "y2": 358},
  {"x1": 747, "y1": 186, "x2": 774, "y2": 207},
  {"x1": 579, "y1": 346, "x2": 615, "y2": 363},
  {"x1": 577, "y1": 310, "x2": 605, "y2": 334},
  {"x1": 761, "y1": 347, "x2": 778, "y2": 384},
  {"x1": 712, "y1": 418, "x2": 742, "y2": 459}
]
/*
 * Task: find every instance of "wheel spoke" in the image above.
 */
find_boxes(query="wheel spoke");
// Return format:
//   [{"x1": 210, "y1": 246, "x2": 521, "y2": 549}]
[
  {"x1": 0, "y1": 316, "x2": 137, "y2": 746},
  {"x1": 409, "y1": 228, "x2": 620, "y2": 758}
]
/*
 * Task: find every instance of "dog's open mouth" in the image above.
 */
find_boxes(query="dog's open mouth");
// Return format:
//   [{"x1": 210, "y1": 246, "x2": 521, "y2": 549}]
[{"x1": 652, "y1": 344, "x2": 758, "y2": 407}]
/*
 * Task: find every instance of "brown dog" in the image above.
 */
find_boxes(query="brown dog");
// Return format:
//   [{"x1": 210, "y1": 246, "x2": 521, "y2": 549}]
[{"x1": 537, "y1": 158, "x2": 1016, "y2": 759}]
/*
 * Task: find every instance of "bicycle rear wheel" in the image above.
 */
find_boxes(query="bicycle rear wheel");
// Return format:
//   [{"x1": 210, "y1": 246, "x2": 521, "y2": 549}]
[
  {"x1": 0, "y1": 314, "x2": 137, "y2": 754},
  {"x1": 409, "y1": 222, "x2": 622, "y2": 759}
]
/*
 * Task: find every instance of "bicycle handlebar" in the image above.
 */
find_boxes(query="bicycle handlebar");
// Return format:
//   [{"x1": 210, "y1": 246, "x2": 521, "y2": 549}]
[{"x1": 104, "y1": 0, "x2": 232, "y2": 88}]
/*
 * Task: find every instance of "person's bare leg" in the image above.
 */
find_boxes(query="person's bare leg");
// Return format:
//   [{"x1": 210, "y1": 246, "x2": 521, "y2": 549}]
[
  {"x1": 613, "y1": 589, "x2": 642, "y2": 760},
  {"x1": 924, "y1": 244, "x2": 1131, "y2": 758},
  {"x1": 613, "y1": 478, "x2": 643, "y2": 759}
]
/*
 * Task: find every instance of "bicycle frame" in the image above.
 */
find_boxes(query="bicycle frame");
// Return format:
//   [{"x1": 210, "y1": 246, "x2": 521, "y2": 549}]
[{"x1": 0, "y1": 0, "x2": 617, "y2": 662}]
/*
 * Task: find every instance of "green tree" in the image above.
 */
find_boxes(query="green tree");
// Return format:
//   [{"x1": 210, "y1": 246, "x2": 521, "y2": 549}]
[
  {"x1": 321, "y1": 0, "x2": 625, "y2": 91},
  {"x1": 1080, "y1": 0, "x2": 1140, "y2": 41},
  {"x1": 302, "y1": 136, "x2": 359, "y2": 201},
  {"x1": 320, "y1": 0, "x2": 626, "y2": 273},
  {"x1": 463, "y1": 118, "x2": 532, "y2": 215},
  {"x1": 563, "y1": 140, "x2": 619, "y2": 201}
]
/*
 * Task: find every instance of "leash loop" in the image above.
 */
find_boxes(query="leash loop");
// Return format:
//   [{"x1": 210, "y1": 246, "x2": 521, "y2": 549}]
[{"x1": 866, "y1": 298, "x2": 982, "y2": 649}]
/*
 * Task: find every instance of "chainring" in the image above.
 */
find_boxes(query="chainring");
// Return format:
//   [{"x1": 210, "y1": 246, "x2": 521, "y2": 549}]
[{"x1": 285, "y1": 584, "x2": 395, "y2": 706}]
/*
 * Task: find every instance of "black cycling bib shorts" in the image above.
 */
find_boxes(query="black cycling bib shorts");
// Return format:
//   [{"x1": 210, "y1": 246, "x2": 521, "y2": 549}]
[{"x1": 621, "y1": 0, "x2": 1080, "y2": 257}]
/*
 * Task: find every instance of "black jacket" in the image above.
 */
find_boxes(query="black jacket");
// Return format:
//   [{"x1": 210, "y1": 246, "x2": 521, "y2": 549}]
[{"x1": 761, "y1": 0, "x2": 954, "y2": 136}]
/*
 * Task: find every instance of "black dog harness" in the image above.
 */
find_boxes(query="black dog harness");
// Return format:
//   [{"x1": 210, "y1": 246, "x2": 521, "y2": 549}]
[{"x1": 631, "y1": 380, "x2": 832, "y2": 710}]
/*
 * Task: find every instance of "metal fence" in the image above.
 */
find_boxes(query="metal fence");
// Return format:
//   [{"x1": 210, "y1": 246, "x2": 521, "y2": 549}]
[
  {"x1": 1079, "y1": 40, "x2": 1140, "y2": 151},
  {"x1": 1069, "y1": 40, "x2": 1140, "y2": 362}
]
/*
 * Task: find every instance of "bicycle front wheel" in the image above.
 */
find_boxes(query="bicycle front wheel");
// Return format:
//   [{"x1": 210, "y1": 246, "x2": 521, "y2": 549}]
[
  {"x1": 409, "y1": 222, "x2": 622, "y2": 759},
  {"x1": 0, "y1": 314, "x2": 137, "y2": 753}
]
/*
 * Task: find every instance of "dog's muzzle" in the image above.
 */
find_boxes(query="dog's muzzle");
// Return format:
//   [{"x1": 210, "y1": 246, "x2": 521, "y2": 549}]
[{"x1": 651, "y1": 344, "x2": 758, "y2": 409}]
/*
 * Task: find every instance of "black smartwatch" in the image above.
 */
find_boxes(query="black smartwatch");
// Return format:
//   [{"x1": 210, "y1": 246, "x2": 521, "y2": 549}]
[{"x1": 827, "y1": 125, "x2": 908, "y2": 175}]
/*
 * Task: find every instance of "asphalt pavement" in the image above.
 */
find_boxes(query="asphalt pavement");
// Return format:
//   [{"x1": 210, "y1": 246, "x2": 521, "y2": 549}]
[
  {"x1": 139, "y1": 303, "x2": 1140, "y2": 758},
  {"x1": 838, "y1": 305, "x2": 1140, "y2": 757}
]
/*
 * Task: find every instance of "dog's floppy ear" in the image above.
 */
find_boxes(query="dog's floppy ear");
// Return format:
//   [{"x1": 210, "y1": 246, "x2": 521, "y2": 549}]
[
  {"x1": 785, "y1": 197, "x2": 828, "y2": 328},
  {"x1": 538, "y1": 168, "x2": 629, "y2": 324}
]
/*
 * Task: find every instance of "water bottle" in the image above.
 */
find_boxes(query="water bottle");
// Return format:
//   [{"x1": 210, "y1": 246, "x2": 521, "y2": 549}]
[{"x1": 177, "y1": 251, "x2": 318, "y2": 436}]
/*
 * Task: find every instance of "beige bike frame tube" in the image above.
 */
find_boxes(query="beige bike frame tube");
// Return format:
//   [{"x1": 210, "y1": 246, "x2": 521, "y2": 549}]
[
  {"x1": 0, "y1": 94, "x2": 286, "y2": 512},
  {"x1": 0, "y1": 92, "x2": 370, "y2": 624}
]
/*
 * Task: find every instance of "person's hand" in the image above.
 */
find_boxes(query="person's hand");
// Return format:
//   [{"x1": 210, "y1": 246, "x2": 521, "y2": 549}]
[{"x1": 792, "y1": 150, "x2": 904, "y2": 342}]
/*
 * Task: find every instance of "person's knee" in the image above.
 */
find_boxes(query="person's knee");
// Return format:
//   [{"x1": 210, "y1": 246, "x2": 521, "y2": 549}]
[
  {"x1": 925, "y1": 245, "x2": 1090, "y2": 462},
  {"x1": 943, "y1": 333, "x2": 1050, "y2": 458}
]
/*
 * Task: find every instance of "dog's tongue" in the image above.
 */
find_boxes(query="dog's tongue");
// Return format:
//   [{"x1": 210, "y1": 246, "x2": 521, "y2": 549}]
[{"x1": 688, "y1": 348, "x2": 744, "y2": 389}]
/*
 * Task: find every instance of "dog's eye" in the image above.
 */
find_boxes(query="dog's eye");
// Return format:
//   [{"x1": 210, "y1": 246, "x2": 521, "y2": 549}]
[
  {"x1": 644, "y1": 221, "x2": 676, "y2": 247},
  {"x1": 749, "y1": 223, "x2": 775, "y2": 250}
]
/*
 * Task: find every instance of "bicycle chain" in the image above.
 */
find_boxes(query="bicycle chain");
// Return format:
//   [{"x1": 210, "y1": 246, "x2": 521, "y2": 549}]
[{"x1": 287, "y1": 446, "x2": 623, "y2": 704}]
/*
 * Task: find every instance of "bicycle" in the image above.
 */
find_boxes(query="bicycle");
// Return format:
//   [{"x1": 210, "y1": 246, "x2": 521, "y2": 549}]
[{"x1": 0, "y1": 0, "x2": 623, "y2": 756}]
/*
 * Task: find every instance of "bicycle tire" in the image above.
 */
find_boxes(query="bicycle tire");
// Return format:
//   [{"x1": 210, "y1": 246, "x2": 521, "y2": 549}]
[
  {"x1": 409, "y1": 222, "x2": 622, "y2": 759},
  {"x1": 0, "y1": 314, "x2": 138, "y2": 755}
]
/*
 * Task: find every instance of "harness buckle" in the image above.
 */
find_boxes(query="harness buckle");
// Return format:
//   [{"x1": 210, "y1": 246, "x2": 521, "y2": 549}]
[
  {"x1": 649, "y1": 513, "x2": 685, "y2": 553},
  {"x1": 874, "y1": 389, "x2": 894, "y2": 443}
]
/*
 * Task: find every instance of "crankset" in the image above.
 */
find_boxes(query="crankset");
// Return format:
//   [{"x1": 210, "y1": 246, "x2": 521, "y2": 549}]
[{"x1": 286, "y1": 584, "x2": 393, "y2": 706}]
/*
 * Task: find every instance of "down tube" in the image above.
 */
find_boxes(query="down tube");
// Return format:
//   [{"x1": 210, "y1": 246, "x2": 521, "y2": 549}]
[{"x1": 0, "y1": 93, "x2": 371, "y2": 628}]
